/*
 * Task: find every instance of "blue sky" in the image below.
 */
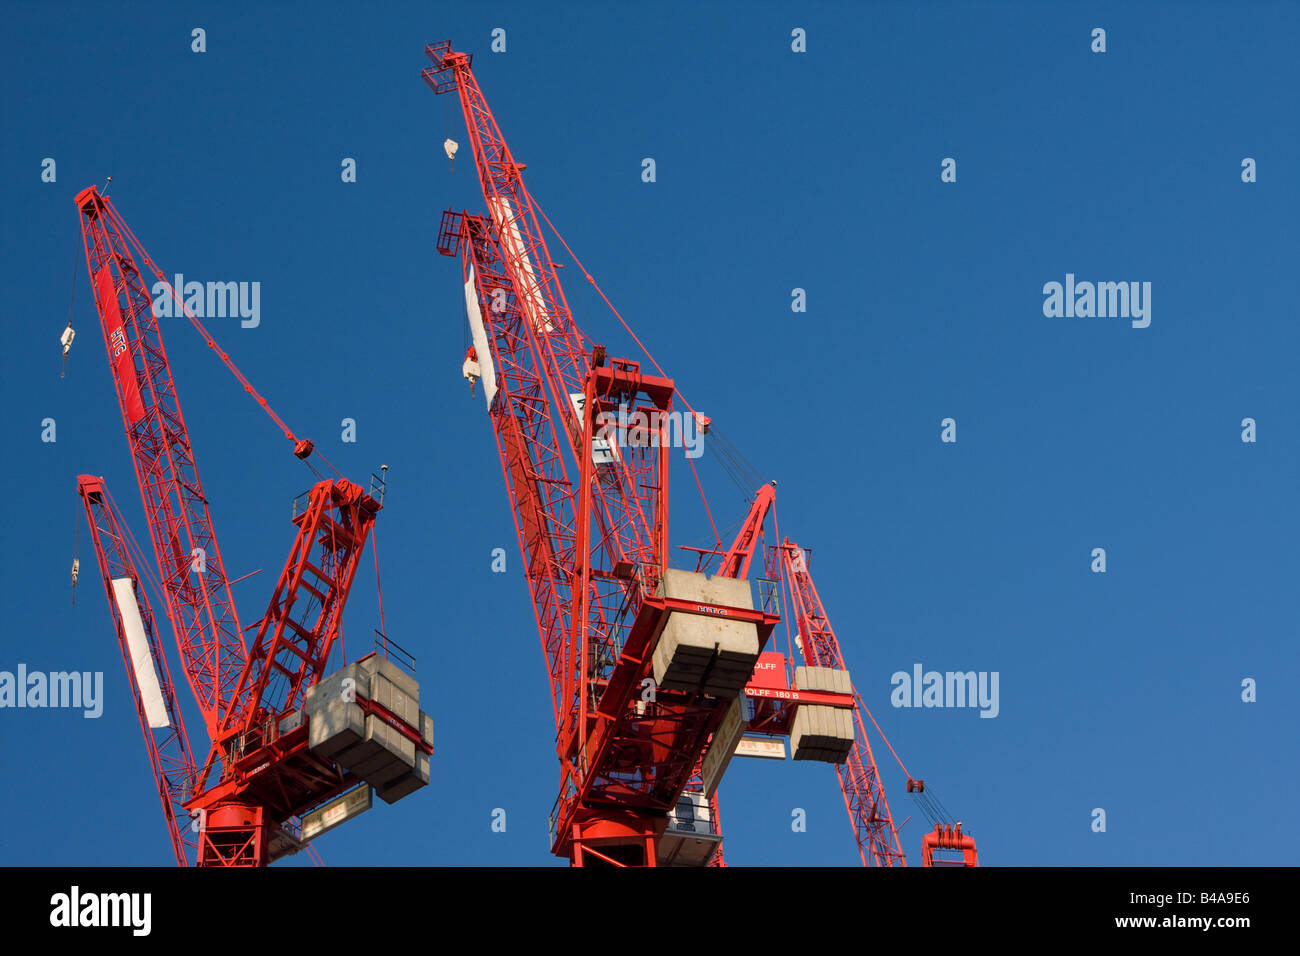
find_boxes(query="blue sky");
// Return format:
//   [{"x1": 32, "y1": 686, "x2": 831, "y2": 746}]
[{"x1": 1, "y1": 0, "x2": 1297, "y2": 866}]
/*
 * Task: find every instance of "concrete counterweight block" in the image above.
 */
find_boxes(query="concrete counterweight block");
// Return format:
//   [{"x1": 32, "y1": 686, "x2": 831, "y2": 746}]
[
  {"x1": 347, "y1": 715, "x2": 416, "y2": 787},
  {"x1": 377, "y1": 711, "x2": 434, "y2": 805},
  {"x1": 651, "y1": 569, "x2": 760, "y2": 698},
  {"x1": 305, "y1": 662, "x2": 367, "y2": 760},
  {"x1": 358, "y1": 653, "x2": 419, "y2": 702},
  {"x1": 305, "y1": 655, "x2": 431, "y2": 804},
  {"x1": 790, "y1": 665, "x2": 855, "y2": 763}
]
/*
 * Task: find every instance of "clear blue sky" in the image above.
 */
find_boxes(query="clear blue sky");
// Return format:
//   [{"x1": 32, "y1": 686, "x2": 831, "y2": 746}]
[{"x1": 1, "y1": 0, "x2": 1297, "y2": 867}]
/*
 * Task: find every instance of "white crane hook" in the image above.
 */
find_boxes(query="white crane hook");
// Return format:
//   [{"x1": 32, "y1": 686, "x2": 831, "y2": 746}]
[
  {"x1": 59, "y1": 321, "x2": 76, "y2": 379},
  {"x1": 444, "y1": 138, "x2": 459, "y2": 171}
]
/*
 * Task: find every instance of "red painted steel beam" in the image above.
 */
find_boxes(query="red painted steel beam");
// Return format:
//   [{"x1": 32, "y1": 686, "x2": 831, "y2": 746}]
[
  {"x1": 77, "y1": 475, "x2": 200, "y2": 866},
  {"x1": 776, "y1": 539, "x2": 907, "y2": 867},
  {"x1": 218, "y1": 478, "x2": 381, "y2": 741},
  {"x1": 76, "y1": 187, "x2": 248, "y2": 738}
]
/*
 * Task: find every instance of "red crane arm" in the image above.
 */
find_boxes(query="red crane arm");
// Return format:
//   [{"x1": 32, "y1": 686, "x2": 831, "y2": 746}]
[
  {"x1": 425, "y1": 44, "x2": 592, "y2": 464},
  {"x1": 776, "y1": 539, "x2": 907, "y2": 866},
  {"x1": 77, "y1": 474, "x2": 201, "y2": 865},
  {"x1": 427, "y1": 45, "x2": 665, "y2": 585},
  {"x1": 429, "y1": 42, "x2": 674, "y2": 723},
  {"x1": 217, "y1": 477, "x2": 382, "y2": 742},
  {"x1": 443, "y1": 213, "x2": 582, "y2": 734},
  {"x1": 76, "y1": 187, "x2": 248, "y2": 737},
  {"x1": 431, "y1": 43, "x2": 776, "y2": 863},
  {"x1": 718, "y1": 484, "x2": 776, "y2": 579}
]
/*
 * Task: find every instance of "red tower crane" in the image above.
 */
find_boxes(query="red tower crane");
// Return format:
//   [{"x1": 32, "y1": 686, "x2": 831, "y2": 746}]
[
  {"x1": 770, "y1": 539, "x2": 978, "y2": 866},
  {"x1": 772, "y1": 539, "x2": 907, "y2": 867},
  {"x1": 426, "y1": 40, "x2": 979, "y2": 867},
  {"x1": 73, "y1": 186, "x2": 432, "y2": 865}
]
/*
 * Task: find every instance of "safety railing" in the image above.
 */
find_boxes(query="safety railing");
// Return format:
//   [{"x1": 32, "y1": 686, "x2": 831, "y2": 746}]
[{"x1": 374, "y1": 629, "x2": 416, "y2": 676}]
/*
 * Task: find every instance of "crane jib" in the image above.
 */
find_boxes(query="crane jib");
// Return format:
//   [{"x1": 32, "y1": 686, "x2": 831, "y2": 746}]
[{"x1": 93, "y1": 264, "x2": 145, "y2": 423}]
